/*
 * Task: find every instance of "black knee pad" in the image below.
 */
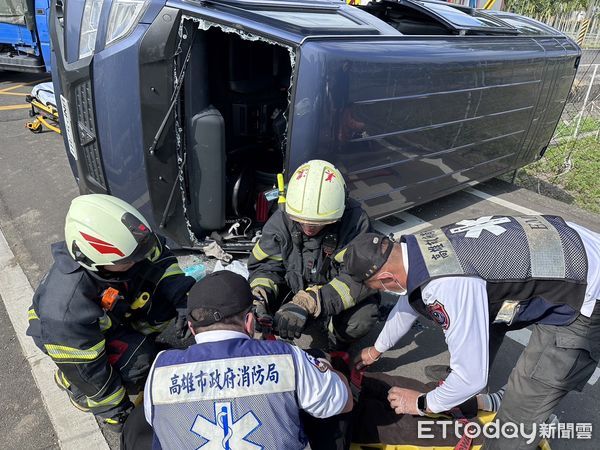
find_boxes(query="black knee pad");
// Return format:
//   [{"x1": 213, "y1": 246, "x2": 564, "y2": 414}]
[
  {"x1": 331, "y1": 296, "x2": 380, "y2": 343},
  {"x1": 108, "y1": 331, "x2": 157, "y2": 392}
]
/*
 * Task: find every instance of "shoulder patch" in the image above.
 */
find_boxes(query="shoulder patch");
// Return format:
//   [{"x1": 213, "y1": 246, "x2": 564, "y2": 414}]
[
  {"x1": 427, "y1": 300, "x2": 450, "y2": 330},
  {"x1": 304, "y1": 352, "x2": 329, "y2": 373}
]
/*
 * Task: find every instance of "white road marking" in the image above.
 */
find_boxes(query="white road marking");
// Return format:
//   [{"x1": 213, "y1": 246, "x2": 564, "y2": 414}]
[
  {"x1": 372, "y1": 186, "x2": 541, "y2": 239},
  {"x1": 588, "y1": 368, "x2": 600, "y2": 386},
  {"x1": 373, "y1": 212, "x2": 431, "y2": 238},
  {"x1": 465, "y1": 187, "x2": 541, "y2": 215},
  {"x1": 0, "y1": 227, "x2": 109, "y2": 450}
]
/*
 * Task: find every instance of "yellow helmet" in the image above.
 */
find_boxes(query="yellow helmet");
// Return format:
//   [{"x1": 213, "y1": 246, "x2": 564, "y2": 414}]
[
  {"x1": 285, "y1": 160, "x2": 346, "y2": 225},
  {"x1": 64, "y1": 194, "x2": 159, "y2": 271}
]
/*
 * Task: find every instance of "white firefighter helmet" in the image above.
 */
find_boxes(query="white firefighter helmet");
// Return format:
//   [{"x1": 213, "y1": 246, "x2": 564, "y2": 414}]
[
  {"x1": 64, "y1": 194, "x2": 159, "y2": 271},
  {"x1": 285, "y1": 160, "x2": 346, "y2": 225}
]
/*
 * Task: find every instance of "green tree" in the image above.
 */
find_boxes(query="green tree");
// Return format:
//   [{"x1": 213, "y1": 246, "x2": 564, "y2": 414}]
[{"x1": 505, "y1": 0, "x2": 589, "y2": 16}]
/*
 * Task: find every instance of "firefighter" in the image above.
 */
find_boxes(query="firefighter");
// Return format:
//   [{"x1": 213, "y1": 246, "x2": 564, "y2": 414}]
[
  {"x1": 248, "y1": 159, "x2": 379, "y2": 350},
  {"x1": 345, "y1": 216, "x2": 600, "y2": 449},
  {"x1": 135, "y1": 271, "x2": 353, "y2": 450},
  {"x1": 26, "y1": 194, "x2": 195, "y2": 429}
]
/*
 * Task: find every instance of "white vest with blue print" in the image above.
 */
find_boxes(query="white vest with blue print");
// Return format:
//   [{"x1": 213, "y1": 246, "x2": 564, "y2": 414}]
[
  {"x1": 148, "y1": 338, "x2": 307, "y2": 450},
  {"x1": 402, "y1": 215, "x2": 589, "y2": 326}
]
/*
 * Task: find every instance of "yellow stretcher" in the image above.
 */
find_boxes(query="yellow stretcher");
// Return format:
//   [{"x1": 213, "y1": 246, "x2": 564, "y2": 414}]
[
  {"x1": 24, "y1": 82, "x2": 61, "y2": 134},
  {"x1": 349, "y1": 411, "x2": 552, "y2": 450},
  {"x1": 25, "y1": 96, "x2": 61, "y2": 134}
]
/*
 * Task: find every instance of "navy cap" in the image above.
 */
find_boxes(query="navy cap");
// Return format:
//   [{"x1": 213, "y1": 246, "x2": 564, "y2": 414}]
[
  {"x1": 344, "y1": 233, "x2": 394, "y2": 282},
  {"x1": 187, "y1": 271, "x2": 252, "y2": 326}
]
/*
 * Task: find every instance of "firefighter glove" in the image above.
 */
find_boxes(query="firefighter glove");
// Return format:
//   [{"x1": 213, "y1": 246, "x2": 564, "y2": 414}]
[
  {"x1": 291, "y1": 288, "x2": 322, "y2": 318},
  {"x1": 275, "y1": 303, "x2": 308, "y2": 340}
]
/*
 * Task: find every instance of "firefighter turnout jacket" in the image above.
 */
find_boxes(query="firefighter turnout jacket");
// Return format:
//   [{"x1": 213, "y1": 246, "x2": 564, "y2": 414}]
[
  {"x1": 27, "y1": 238, "x2": 194, "y2": 416},
  {"x1": 248, "y1": 199, "x2": 375, "y2": 316}
]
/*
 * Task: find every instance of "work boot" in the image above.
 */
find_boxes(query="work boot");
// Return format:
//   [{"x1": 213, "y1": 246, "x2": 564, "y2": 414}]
[
  {"x1": 101, "y1": 411, "x2": 130, "y2": 432},
  {"x1": 54, "y1": 370, "x2": 91, "y2": 412},
  {"x1": 424, "y1": 364, "x2": 451, "y2": 383},
  {"x1": 54, "y1": 369, "x2": 71, "y2": 391}
]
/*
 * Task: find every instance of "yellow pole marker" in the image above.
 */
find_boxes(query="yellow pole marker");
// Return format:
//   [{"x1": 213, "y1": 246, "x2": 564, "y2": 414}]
[
  {"x1": 483, "y1": 0, "x2": 497, "y2": 10},
  {"x1": 577, "y1": 19, "x2": 591, "y2": 46}
]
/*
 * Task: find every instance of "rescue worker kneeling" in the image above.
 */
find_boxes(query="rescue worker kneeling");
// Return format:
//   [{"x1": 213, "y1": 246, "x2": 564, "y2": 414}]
[
  {"x1": 248, "y1": 159, "x2": 379, "y2": 350},
  {"x1": 129, "y1": 271, "x2": 353, "y2": 450},
  {"x1": 26, "y1": 194, "x2": 195, "y2": 428},
  {"x1": 347, "y1": 216, "x2": 600, "y2": 449}
]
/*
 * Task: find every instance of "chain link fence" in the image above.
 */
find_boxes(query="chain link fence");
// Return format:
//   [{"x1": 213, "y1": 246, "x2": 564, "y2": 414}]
[
  {"x1": 557, "y1": 61, "x2": 600, "y2": 141},
  {"x1": 506, "y1": 7, "x2": 600, "y2": 141},
  {"x1": 497, "y1": 6, "x2": 600, "y2": 212}
]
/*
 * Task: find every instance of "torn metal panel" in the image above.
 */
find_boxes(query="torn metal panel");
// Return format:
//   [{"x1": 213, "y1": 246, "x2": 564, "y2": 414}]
[
  {"x1": 174, "y1": 15, "x2": 297, "y2": 244},
  {"x1": 173, "y1": 21, "x2": 197, "y2": 244}
]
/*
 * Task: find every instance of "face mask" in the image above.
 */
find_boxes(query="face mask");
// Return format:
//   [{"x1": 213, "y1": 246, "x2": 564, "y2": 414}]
[{"x1": 377, "y1": 272, "x2": 407, "y2": 296}]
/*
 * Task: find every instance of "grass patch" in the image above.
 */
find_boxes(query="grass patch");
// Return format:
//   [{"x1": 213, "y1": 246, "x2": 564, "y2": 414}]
[
  {"x1": 554, "y1": 117, "x2": 600, "y2": 140},
  {"x1": 511, "y1": 136, "x2": 600, "y2": 214}
]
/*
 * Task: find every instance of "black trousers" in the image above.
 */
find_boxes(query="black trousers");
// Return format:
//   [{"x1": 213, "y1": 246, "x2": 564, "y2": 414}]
[
  {"x1": 62, "y1": 328, "x2": 156, "y2": 419},
  {"x1": 301, "y1": 410, "x2": 353, "y2": 450},
  {"x1": 121, "y1": 405, "x2": 153, "y2": 450},
  {"x1": 121, "y1": 405, "x2": 352, "y2": 450},
  {"x1": 328, "y1": 295, "x2": 380, "y2": 348},
  {"x1": 300, "y1": 295, "x2": 380, "y2": 351}
]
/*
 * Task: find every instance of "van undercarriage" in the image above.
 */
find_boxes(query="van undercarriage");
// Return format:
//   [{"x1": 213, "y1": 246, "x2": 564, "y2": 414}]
[{"x1": 174, "y1": 17, "x2": 294, "y2": 244}]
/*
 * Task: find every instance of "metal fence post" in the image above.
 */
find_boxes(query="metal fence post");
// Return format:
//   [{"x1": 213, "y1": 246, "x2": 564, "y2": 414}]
[{"x1": 574, "y1": 63, "x2": 599, "y2": 138}]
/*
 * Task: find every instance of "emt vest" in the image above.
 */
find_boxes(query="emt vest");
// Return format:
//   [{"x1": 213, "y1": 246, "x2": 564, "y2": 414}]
[
  {"x1": 148, "y1": 338, "x2": 307, "y2": 450},
  {"x1": 402, "y1": 215, "x2": 589, "y2": 326}
]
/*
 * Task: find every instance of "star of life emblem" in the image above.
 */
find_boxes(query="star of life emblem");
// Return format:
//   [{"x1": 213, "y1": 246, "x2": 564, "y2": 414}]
[
  {"x1": 449, "y1": 216, "x2": 511, "y2": 238},
  {"x1": 191, "y1": 401, "x2": 262, "y2": 449}
]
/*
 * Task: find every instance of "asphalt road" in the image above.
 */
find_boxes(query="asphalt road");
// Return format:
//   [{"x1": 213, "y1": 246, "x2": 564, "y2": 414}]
[{"x1": 1, "y1": 69, "x2": 599, "y2": 450}]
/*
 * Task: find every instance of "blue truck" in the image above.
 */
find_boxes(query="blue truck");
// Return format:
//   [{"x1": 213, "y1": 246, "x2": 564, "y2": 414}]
[
  {"x1": 49, "y1": 0, "x2": 580, "y2": 247},
  {"x1": 0, "y1": 0, "x2": 51, "y2": 72}
]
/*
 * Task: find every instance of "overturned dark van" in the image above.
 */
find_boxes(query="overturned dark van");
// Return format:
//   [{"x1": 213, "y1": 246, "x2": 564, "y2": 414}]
[{"x1": 51, "y1": 0, "x2": 580, "y2": 247}]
